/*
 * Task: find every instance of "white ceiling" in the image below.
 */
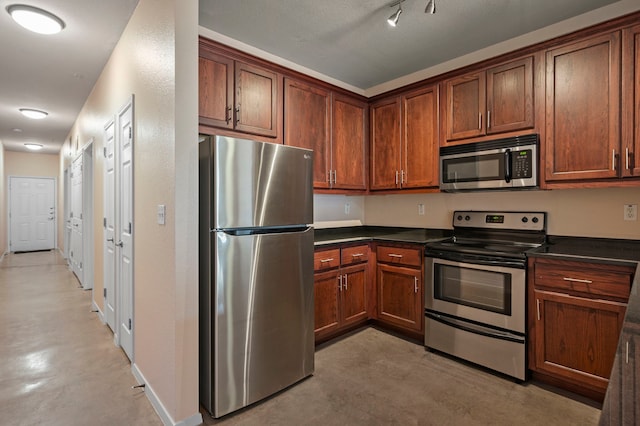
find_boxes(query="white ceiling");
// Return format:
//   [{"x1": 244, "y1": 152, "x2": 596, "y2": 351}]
[
  {"x1": 0, "y1": 0, "x2": 138, "y2": 155},
  {"x1": 0, "y1": 0, "x2": 634, "y2": 155}
]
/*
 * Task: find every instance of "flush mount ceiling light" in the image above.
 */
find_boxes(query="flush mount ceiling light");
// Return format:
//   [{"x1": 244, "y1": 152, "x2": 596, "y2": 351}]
[
  {"x1": 387, "y1": 0, "x2": 405, "y2": 27},
  {"x1": 19, "y1": 108, "x2": 48, "y2": 119},
  {"x1": 425, "y1": 0, "x2": 436, "y2": 14},
  {"x1": 6, "y1": 4, "x2": 65, "y2": 35},
  {"x1": 24, "y1": 143, "x2": 43, "y2": 151}
]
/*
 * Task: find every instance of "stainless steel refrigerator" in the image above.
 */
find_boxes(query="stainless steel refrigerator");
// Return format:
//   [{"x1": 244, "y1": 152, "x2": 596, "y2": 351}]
[{"x1": 198, "y1": 135, "x2": 314, "y2": 418}]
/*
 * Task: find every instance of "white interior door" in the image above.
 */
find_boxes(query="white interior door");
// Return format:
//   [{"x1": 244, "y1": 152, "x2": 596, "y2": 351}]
[
  {"x1": 81, "y1": 145, "x2": 94, "y2": 290},
  {"x1": 118, "y1": 99, "x2": 134, "y2": 361},
  {"x1": 103, "y1": 120, "x2": 117, "y2": 334},
  {"x1": 9, "y1": 177, "x2": 56, "y2": 252},
  {"x1": 70, "y1": 155, "x2": 84, "y2": 283},
  {"x1": 63, "y1": 168, "x2": 71, "y2": 259}
]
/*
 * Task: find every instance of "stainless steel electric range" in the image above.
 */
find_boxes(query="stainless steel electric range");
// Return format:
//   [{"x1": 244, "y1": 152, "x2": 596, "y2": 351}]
[{"x1": 424, "y1": 211, "x2": 547, "y2": 381}]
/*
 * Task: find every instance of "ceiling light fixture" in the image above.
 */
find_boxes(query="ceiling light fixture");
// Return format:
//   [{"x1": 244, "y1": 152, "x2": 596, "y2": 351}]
[
  {"x1": 387, "y1": 0, "x2": 405, "y2": 27},
  {"x1": 6, "y1": 4, "x2": 65, "y2": 35},
  {"x1": 19, "y1": 108, "x2": 48, "y2": 119},
  {"x1": 24, "y1": 143, "x2": 43, "y2": 151},
  {"x1": 425, "y1": 0, "x2": 436, "y2": 14}
]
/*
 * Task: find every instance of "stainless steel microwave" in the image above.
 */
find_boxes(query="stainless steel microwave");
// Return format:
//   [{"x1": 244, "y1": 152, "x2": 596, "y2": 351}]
[{"x1": 439, "y1": 134, "x2": 538, "y2": 192}]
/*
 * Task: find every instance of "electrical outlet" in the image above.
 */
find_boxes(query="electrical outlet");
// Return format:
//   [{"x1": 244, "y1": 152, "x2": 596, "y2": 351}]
[
  {"x1": 418, "y1": 204, "x2": 425, "y2": 215},
  {"x1": 344, "y1": 203, "x2": 351, "y2": 215},
  {"x1": 624, "y1": 204, "x2": 637, "y2": 221},
  {"x1": 157, "y1": 204, "x2": 166, "y2": 225}
]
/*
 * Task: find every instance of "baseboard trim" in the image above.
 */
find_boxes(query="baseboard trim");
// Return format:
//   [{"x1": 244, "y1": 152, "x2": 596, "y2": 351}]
[{"x1": 131, "y1": 364, "x2": 203, "y2": 426}]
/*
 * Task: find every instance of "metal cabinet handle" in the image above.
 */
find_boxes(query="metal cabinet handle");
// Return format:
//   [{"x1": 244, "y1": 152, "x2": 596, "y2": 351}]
[
  {"x1": 395, "y1": 170, "x2": 399, "y2": 186},
  {"x1": 626, "y1": 148, "x2": 630, "y2": 170},
  {"x1": 235, "y1": 106, "x2": 240, "y2": 124},
  {"x1": 333, "y1": 170, "x2": 337, "y2": 185},
  {"x1": 626, "y1": 341, "x2": 630, "y2": 364},
  {"x1": 401, "y1": 170, "x2": 406, "y2": 185},
  {"x1": 478, "y1": 113, "x2": 483, "y2": 130},
  {"x1": 338, "y1": 274, "x2": 342, "y2": 291},
  {"x1": 414, "y1": 276, "x2": 418, "y2": 293},
  {"x1": 344, "y1": 274, "x2": 348, "y2": 290},
  {"x1": 327, "y1": 170, "x2": 333, "y2": 185},
  {"x1": 536, "y1": 299, "x2": 541, "y2": 321},
  {"x1": 319, "y1": 258, "x2": 334, "y2": 263},
  {"x1": 562, "y1": 277, "x2": 593, "y2": 284},
  {"x1": 225, "y1": 106, "x2": 232, "y2": 124},
  {"x1": 351, "y1": 253, "x2": 364, "y2": 258},
  {"x1": 612, "y1": 149, "x2": 617, "y2": 170},
  {"x1": 487, "y1": 110, "x2": 491, "y2": 129},
  {"x1": 387, "y1": 253, "x2": 403, "y2": 258}
]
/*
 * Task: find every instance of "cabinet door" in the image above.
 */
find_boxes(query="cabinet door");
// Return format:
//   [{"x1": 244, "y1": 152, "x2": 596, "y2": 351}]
[
  {"x1": 445, "y1": 72, "x2": 486, "y2": 141},
  {"x1": 377, "y1": 263, "x2": 423, "y2": 332},
  {"x1": 370, "y1": 98, "x2": 401, "y2": 190},
  {"x1": 545, "y1": 32, "x2": 621, "y2": 181},
  {"x1": 622, "y1": 24, "x2": 640, "y2": 177},
  {"x1": 199, "y1": 53, "x2": 234, "y2": 129},
  {"x1": 234, "y1": 61, "x2": 278, "y2": 137},
  {"x1": 340, "y1": 264, "x2": 368, "y2": 327},
  {"x1": 486, "y1": 57, "x2": 534, "y2": 134},
  {"x1": 402, "y1": 86, "x2": 439, "y2": 188},
  {"x1": 284, "y1": 78, "x2": 331, "y2": 188},
  {"x1": 314, "y1": 269, "x2": 340, "y2": 340},
  {"x1": 534, "y1": 289, "x2": 626, "y2": 394},
  {"x1": 331, "y1": 94, "x2": 367, "y2": 190}
]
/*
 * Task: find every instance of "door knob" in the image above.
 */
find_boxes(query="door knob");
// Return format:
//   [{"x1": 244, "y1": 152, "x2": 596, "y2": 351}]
[
  {"x1": 107, "y1": 238, "x2": 114, "y2": 242},
  {"x1": 115, "y1": 241, "x2": 124, "y2": 247}
]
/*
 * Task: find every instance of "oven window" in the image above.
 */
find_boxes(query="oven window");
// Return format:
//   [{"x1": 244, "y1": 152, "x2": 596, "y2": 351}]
[
  {"x1": 442, "y1": 153, "x2": 504, "y2": 183},
  {"x1": 434, "y1": 263, "x2": 511, "y2": 315}
]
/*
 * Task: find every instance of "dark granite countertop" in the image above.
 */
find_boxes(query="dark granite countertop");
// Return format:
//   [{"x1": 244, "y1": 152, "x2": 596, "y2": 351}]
[
  {"x1": 314, "y1": 226, "x2": 452, "y2": 247},
  {"x1": 528, "y1": 236, "x2": 640, "y2": 266}
]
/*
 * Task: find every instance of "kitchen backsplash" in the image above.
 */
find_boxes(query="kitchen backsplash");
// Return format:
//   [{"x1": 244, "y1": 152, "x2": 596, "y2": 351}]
[{"x1": 314, "y1": 187, "x2": 640, "y2": 240}]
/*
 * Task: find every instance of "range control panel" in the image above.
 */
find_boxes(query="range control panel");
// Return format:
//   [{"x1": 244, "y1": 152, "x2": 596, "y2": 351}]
[{"x1": 453, "y1": 211, "x2": 546, "y2": 231}]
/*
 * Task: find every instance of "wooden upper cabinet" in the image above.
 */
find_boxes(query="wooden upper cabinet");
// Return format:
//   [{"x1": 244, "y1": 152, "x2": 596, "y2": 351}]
[
  {"x1": 443, "y1": 56, "x2": 534, "y2": 143},
  {"x1": 332, "y1": 94, "x2": 368, "y2": 190},
  {"x1": 199, "y1": 45, "x2": 279, "y2": 139},
  {"x1": 545, "y1": 32, "x2": 621, "y2": 181},
  {"x1": 234, "y1": 62, "x2": 278, "y2": 137},
  {"x1": 486, "y1": 57, "x2": 534, "y2": 134},
  {"x1": 445, "y1": 72, "x2": 485, "y2": 141},
  {"x1": 199, "y1": 53, "x2": 234, "y2": 130},
  {"x1": 370, "y1": 85, "x2": 439, "y2": 191},
  {"x1": 403, "y1": 86, "x2": 439, "y2": 188},
  {"x1": 284, "y1": 78, "x2": 331, "y2": 188},
  {"x1": 622, "y1": 24, "x2": 640, "y2": 177},
  {"x1": 370, "y1": 98, "x2": 401, "y2": 190}
]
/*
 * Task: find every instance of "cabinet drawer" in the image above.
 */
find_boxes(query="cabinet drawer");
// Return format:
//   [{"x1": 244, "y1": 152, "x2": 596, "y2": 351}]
[
  {"x1": 376, "y1": 245, "x2": 422, "y2": 268},
  {"x1": 533, "y1": 261, "x2": 632, "y2": 301},
  {"x1": 341, "y1": 245, "x2": 369, "y2": 266},
  {"x1": 314, "y1": 248, "x2": 340, "y2": 271}
]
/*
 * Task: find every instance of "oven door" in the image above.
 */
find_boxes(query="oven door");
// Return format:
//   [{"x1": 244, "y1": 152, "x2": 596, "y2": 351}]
[{"x1": 425, "y1": 257, "x2": 525, "y2": 333}]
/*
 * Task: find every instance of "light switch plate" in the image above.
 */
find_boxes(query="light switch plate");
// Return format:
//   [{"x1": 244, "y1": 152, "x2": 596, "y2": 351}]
[{"x1": 157, "y1": 204, "x2": 166, "y2": 225}]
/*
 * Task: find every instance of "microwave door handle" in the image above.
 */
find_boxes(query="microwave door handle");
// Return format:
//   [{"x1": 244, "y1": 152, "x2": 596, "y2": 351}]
[{"x1": 504, "y1": 149, "x2": 512, "y2": 183}]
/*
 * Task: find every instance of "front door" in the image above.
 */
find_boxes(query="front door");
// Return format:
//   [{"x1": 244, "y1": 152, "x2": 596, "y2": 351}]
[{"x1": 9, "y1": 177, "x2": 55, "y2": 252}]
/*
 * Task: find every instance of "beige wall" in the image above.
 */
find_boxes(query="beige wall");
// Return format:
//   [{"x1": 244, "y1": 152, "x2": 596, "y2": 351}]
[
  {"x1": 60, "y1": 0, "x2": 199, "y2": 424},
  {"x1": 0, "y1": 144, "x2": 5, "y2": 255},
  {"x1": 339, "y1": 188, "x2": 640, "y2": 240}
]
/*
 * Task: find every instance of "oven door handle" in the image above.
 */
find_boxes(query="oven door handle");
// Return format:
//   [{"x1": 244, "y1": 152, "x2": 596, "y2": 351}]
[
  {"x1": 425, "y1": 311, "x2": 525, "y2": 344},
  {"x1": 425, "y1": 251, "x2": 525, "y2": 268}
]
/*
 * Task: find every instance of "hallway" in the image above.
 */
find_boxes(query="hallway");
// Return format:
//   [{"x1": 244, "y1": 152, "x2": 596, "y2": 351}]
[{"x1": 0, "y1": 250, "x2": 160, "y2": 426}]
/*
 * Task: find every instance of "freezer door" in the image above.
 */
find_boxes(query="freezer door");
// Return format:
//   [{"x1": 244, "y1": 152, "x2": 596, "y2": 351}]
[
  {"x1": 213, "y1": 136, "x2": 313, "y2": 229},
  {"x1": 212, "y1": 227, "x2": 314, "y2": 418}
]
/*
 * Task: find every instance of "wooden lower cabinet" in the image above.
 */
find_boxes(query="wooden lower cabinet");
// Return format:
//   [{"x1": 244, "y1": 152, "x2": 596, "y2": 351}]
[
  {"x1": 528, "y1": 256, "x2": 634, "y2": 401},
  {"x1": 314, "y1": 245, "x2": 370, "y2": 343},
  {"x1": 377, "y1": 263, "x2": 423, "y2": 332},
  {"x1": 375, "y1": 244, "x2": 424, "y2": 338}
]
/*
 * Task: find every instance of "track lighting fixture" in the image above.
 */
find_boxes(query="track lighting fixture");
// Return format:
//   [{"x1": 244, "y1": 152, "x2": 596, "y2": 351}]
[
  {"x1": 425, "y1": 0, "x2": 436, "y2": 14},
  {"x1": 387, "y1": 0, "x2": 404, "y2": 27}
]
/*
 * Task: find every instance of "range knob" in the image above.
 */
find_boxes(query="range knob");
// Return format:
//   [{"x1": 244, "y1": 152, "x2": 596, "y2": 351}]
[
  {"x1": 532, "y1": 217, "x2": 539, "y2": 223},
  {"x1": 457, "y1": 215, "x2": 463, "y2": 221},
  {"x1": 465, "y1": 215, "x2": 471, "y2": 221},
  {"x1": 521, "y1": 216, "x2": 529, "y2": 223}
]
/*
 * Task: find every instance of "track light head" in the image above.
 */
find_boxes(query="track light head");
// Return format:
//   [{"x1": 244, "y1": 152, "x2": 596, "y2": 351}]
[
  {"x1": 425, "y1": 0, "x2": 436, "y2": 14},
  {"x1": 387, "y1": 0, "x2": 405, "y2": 27}
]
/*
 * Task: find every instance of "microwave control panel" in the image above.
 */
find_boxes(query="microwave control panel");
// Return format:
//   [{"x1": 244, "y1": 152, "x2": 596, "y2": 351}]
[{"x1": 512, "y1": 150, "x2": 532, "y2": 178}]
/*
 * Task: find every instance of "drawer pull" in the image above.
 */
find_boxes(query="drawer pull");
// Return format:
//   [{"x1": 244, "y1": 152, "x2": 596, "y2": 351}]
[
  {"x1": 562, "y1": 277, "x2": 593, "y2": 284},
  {"x1": 319, "y1": 258, "x2": 334, "y2": 263},
  {"x1": 388, "y1": 254, "x2": 403, "y2": 259},
  {"x1": 351, "y1": 253, "x2": 364, "y2": 257},
  {"x1": 414, "y1": 276, "x2": 418, "y2": 293},
  {"x1": 344, "y1": 274, "x2": 348, "y2": 290},
  {"x1": 536, "y1": 299, "x2": 540, "y2": 321}
]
